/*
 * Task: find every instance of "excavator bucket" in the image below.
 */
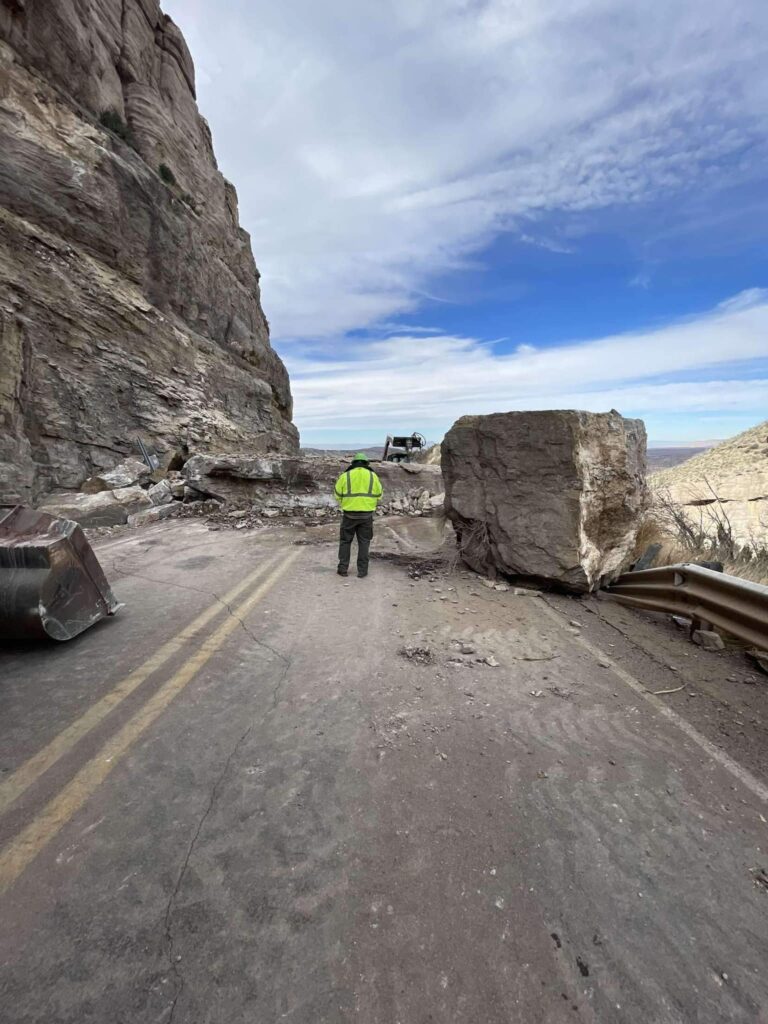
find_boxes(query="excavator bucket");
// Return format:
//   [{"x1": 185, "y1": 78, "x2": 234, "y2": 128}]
[{"x1": 0, "y1": 505, "x2": 121, "y2": 642}]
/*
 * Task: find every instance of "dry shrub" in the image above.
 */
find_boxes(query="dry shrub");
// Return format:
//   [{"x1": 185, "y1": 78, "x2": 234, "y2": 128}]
[{"x1": 636, "y1": 486, "x2": 768, "y2": 585}]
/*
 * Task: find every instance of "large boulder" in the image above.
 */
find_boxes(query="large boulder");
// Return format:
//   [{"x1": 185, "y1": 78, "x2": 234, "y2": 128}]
[
  {"x1": 39, "y1": 485, "x2": 152, "y2": 528},
  {"x1": 442, "y1": 410, "x2": 648, "y2": 592},
  {"x1": 81, "y1": 458, "x2": 152, "y2": 493}
]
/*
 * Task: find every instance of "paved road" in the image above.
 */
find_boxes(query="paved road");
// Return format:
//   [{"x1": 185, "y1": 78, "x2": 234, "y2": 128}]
[{"x1": 1, "y1": 520, "x2": 767, "y2": 1023}]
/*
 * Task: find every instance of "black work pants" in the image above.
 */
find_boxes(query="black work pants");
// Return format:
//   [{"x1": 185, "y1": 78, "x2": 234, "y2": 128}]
[{"x1": 338, "y1": 512, "x2": 374, "y2": 575}]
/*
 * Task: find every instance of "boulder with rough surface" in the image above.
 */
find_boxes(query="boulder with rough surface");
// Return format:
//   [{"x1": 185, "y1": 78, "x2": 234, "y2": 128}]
[
  {"x1": 442, "y1": 410, "x2": 648, "y2": 592},
  {"x1": 81, "y1": 458, "x2": 152, "y2": 493},
  {"x1": 147, "y1": 479, "x2": 174, "y2": 506},
  {"x1": 39, "y1": 485, "x2": 152, "y2": 527}
]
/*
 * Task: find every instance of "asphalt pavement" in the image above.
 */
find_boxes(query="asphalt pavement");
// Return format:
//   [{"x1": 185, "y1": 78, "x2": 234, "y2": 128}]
[{"x1": 1, "y1": 519, "x2": 767, "y2": 1023}]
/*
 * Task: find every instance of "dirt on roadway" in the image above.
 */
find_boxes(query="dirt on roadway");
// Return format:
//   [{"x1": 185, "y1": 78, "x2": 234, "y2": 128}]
[{"x1": 1, "y1": 517, "x2": 767, "y2": 1023}]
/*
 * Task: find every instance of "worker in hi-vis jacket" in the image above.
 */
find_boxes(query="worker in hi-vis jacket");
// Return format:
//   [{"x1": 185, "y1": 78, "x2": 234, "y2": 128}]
[{"x1": 333, "y1": 453, "x2": 383, "y2": 578}]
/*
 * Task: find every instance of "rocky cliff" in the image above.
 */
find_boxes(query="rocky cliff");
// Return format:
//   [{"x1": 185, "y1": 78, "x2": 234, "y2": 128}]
[
  {"x1": 651, "y1": 420, "x2": 768, "y2": 545},
  {"x1": 0, "y1": 0, "x2": 298, "y2": 503}
]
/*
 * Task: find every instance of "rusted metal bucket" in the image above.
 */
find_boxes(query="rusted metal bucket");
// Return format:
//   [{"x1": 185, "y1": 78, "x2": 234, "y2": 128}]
[{"x1": 0, "y1": 505, "x2": 121, "y2": 641}]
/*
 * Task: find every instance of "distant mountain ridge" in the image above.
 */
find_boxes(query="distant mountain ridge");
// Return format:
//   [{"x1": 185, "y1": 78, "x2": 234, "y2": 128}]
[{"x1": 647, "y1": 446, "x2": 716, "y2": 471}]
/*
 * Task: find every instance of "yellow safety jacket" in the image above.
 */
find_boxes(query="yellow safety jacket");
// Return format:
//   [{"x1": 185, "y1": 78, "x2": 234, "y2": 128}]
[{"x1": 334, "y1": 465, "x2": 383, "y2": 512}]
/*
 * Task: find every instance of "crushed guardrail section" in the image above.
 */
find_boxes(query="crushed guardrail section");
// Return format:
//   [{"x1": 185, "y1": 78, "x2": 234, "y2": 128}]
[{"x1": 607, "y1": 563, "x2": 768, "y2": 650}]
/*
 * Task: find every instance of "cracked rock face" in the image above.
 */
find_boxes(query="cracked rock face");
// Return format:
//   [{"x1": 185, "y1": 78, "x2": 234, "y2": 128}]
[
  {"x1": 0, "y1": 0, "x2": 298, "y2": 503},
  {"x1": 442, "y1": 410, "x2": 648, "y2": 592}
]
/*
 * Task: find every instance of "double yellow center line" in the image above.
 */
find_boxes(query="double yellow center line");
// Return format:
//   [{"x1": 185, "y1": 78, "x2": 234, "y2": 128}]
[{"x1": 0, "y1": 547, "x2": 300, "y2": 896}]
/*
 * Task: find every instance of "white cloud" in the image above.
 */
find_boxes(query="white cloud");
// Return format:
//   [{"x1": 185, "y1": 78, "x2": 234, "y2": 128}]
[
  {"x1": 285, "y1": 290, "x2": 768, "y2": 439},
  {"x1": 164, "y1": 0, "x2": 768, "y2": 339}
]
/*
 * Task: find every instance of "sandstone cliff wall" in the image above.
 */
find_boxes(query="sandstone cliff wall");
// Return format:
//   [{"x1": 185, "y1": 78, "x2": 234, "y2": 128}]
[
  {"x1": 651, "y1": 420, "x2": 768, "y2": 545},
  {"x1": 0, "y1": 0, "x2": 298, "y2": 502}
]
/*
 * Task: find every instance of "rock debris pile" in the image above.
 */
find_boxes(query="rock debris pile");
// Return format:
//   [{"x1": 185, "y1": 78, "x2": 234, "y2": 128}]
[{"x1": 37, "y1": 452, "x2": 445, "y2": 531}]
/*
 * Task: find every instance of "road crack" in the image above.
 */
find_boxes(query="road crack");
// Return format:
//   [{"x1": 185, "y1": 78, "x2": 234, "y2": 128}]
[
  {"x1": 162, "y1": 639, "x2": 292, "y2": 1021},
  {"x1": 163, "y1": 718, "x2": 255, "y2": 1022},
  {"x1": 106, "y1": 560, "x2": 288, "y2": 662}
]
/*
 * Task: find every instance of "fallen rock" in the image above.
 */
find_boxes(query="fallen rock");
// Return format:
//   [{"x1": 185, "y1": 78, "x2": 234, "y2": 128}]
[
  {"x1": 128, "y1": 503, "x2": 183, "y2": 527},
  {"x1": 692, "y1": 629, "x2": 726, "y2": 651},
  {"x1": 168, "y1": 475, "x2": 186, "y2": 500},
  {"x1": 399, "y1": 645, "x2": 434, "y2": 664},
  {"x1": 747, "y1": 649, "x2": 768, "y2": 675},
  {"x1": 38, "y1": 485, "x2": 151, "y2": 528},
  {"x1": 147, "y1": 480, "x2": 174, "y2": 506},
  {"x1": 111, "y1": 486, "x2": 153, "y2": 515},
  {"x1": 81, "y1": 458, "x2": 152, "y2": 494},
  {"x1": 182, "y1": 452, "x2": 443, "y2": 512},
  {"x1": 443, "y1": 410, "x2": 648, "y2": 592}
]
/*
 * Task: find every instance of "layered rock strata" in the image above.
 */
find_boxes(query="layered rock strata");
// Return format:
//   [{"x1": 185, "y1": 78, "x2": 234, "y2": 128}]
[
  {"x1": 651, "y1": 421, "x2": 768, "y2": 547},
  {"x1": 442, "y1": 410, "x2": 648, "y2": 592},
  {"x1": 0, "y1": 0, "x2": 297, "y2": 503}
]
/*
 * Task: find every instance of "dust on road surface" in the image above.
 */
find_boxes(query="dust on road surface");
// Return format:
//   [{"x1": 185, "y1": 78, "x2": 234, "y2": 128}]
[{"x1": 1, "y1": 519, "x2": 767, "y2": 1023}]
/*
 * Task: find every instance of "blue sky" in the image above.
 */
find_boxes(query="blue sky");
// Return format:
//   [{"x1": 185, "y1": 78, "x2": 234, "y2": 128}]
[{"x1": 165, "y1": 0, "x2": 768, "y2": 447}]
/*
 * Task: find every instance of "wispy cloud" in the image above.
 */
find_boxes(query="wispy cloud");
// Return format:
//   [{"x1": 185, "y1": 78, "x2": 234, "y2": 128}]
[
  {"x1": 286, "y1": 290, "x2": 768, "y2": 440},
  {"x1": 165, "y1": 0, "x2": 768, "y2": 339}
]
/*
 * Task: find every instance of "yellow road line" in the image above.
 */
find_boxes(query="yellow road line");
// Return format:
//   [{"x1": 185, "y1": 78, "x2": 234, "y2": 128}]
[
  {"x1": 0, "y1": 548, "x2": 301, "y2": 897},
  {"x1": 0, "y1": 550, "x2": 286, "y2": 817}
]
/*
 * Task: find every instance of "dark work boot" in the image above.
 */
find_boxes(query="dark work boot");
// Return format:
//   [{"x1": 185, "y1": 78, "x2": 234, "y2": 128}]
[{"x1": 337, "y1": 568, "x2": 348, "y2": 576}]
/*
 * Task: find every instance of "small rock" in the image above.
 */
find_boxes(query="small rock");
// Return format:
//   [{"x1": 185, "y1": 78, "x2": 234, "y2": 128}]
[
  {"x1": 147, "y1": 479, "x2": 174, "y2": 506},
  {"x1": 692, "y1": 629, "x2": 725, "y2": 652},
  {"x1": 747, "y1": 649, "x2": 768, "y2": 675},
  {"x1": 399, "y1": 645, "x2": 434, "y2": 664},
  {"x1": 569, "y1": 619, "x2": 582, "y2": 628},
  {"x1": 459, "y1": 642, "x2": 476, "y2": 655},
  {"x1": 228, "y1": 509, "x2": 250, "y2": 519},
  {"x1": 482, "y1": 655, "x2": 499, "y2": 667}
]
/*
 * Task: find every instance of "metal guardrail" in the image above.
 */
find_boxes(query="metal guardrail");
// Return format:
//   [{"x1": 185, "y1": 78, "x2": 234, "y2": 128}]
[{"x1": 607, "y1": 563, "x2": 768, "y2": 651}]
